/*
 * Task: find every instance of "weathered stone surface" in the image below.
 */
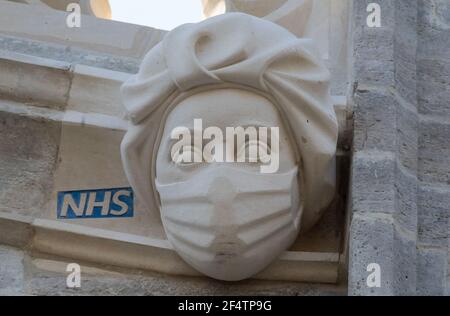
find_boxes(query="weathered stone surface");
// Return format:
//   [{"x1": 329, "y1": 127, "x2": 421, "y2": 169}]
[
  {"x1": 351, "y1": 152, "x2": 396, "y2": 215},
  {"x1": 0, "y1": 110, "x2": 60, "y2": 217},
  {"x1": 0, "y1": 212, "x2": 33, "y2": 248},
  {"x1": 417, "y1": 0, "x2": 450, "y2": 115},
  {"x1": 418, "y1": 186, "x2": 450, "y2": 248},
  {"x1": 416, "y1": 0, "x2": 450, "y2": 296},
  {"x1": 352, "y1": 0, "x2": 396, "y2": 86},
  {"x1": 349, "y1": 0, "x2": 424, "y2": 296},
  {"x1": 418, "y1": 0, "x2": 450, "y2": 50},
  {"x1": 0, "y1": 246, "x2": 25, "y2": 295},
  {"x1": 349, "y1": 213, "x2": 417, "y2": 296},
  {"x1": 0, "y1": 0, "x2": 166, "y2": 61},
  {"x1": 417, "y1": 248, "x2": 448, "y2": 296},
  {"x1": 394, "y1": 165, "x2": 418, "y2": 234},
  {"x1": 348, "y1": 213, "x2": 395, "y2": 296},
  {"x1": 353, "y1": 89, "x2": 397, "y2": 153},
  {"x1": 395, "y1": 98, "x2": 419, "y2": 172},
  {"x1": 67, "y1": 65, "x2": 130, "y2": 117},
  {"x1": 393, "y1": 229, "x2": 417, "y2": 295},
  {"x1": 417, "y1": 58, "x2": 450, "y2": 117},
  {"x1": 394, "y1": 0, "x2": 418, "y2": 106},
  {"x1": 419, "y1": 119, "x2": 450, "y2": 185},
  {"x1": 0, "y1": 35, "x2": 140, "y2": 74},
  {"x1": 353, "y1": 88, "x2": 418, "y2": 174},
  {"x1": 0, "y1": 51, "x2": 71, "y2": 109}
]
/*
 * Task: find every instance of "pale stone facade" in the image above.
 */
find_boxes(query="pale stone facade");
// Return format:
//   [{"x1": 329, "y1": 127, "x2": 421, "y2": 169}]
[{"x1": 0, "y1": 0, "x2": 448, "y2": 295}]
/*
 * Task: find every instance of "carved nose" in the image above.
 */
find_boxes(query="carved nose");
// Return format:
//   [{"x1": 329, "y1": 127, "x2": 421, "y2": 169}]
[
  {"x1": 208, "y1": 177, "x2": 245, "y2": 262},
  {"x1": 207, "y1": 176, "x2": 237, "y2": 205},
  {"x1": 208, "y1": 176, "x2": 238, "y2": 238}
]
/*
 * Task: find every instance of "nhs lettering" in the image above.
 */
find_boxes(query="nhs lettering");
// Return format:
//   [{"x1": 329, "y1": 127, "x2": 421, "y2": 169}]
[{"x1": 57, "y1": 187, "x2": 133, "y2": 219}]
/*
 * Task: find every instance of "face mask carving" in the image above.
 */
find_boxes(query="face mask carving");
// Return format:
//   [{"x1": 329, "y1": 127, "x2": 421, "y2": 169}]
[
  {"x1": 156, "y1": 165, "x2": 300, "y2": 281},
  {"x1": 154, "y1": 88, "x2": 302, "y2": 281}
]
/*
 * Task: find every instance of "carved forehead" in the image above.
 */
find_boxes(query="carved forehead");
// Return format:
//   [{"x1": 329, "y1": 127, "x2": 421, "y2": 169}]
[{"x1": 162, "y1": 88, "x2": 285, "y2": 133}]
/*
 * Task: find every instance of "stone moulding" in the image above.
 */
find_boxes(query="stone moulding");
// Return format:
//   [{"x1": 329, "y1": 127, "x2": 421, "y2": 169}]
[
  {"x1": 0, "y1": 211, "x2": 339, "y2": 283},
  {"x1": 0, "y1": 51, "x2": 350, "y2": 142},
  {"x1": 0, "y1": 0, "x2": 165, "y2": 62}
]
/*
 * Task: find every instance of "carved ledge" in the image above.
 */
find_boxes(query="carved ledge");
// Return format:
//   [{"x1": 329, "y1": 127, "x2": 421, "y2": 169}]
[{"x1": 0, "y1": 211, "x2": 340, "y2": 283}]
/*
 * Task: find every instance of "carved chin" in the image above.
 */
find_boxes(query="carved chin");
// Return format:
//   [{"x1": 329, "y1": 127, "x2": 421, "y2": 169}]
[{"x1": 164, "y1": 221, "x2": 300, "y2": 281}]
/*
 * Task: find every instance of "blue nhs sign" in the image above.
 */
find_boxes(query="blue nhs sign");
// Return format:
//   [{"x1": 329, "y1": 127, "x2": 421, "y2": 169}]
[{"x1": 57, "y1": 187, "x2": 133, "y2": 219}]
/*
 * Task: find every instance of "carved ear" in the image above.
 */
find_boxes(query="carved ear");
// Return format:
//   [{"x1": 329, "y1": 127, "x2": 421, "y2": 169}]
[{"x1": 226, "y1": 0, "x2": 314, "y2": 37}]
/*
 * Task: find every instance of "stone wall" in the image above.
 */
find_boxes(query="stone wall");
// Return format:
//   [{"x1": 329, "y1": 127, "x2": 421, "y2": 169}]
[
  {"x1": 349, "y1": 0, "x2": 449, "y2": 295},
  {"x1": 416, "y1": 0, "x2": 450, "y2": 296}
]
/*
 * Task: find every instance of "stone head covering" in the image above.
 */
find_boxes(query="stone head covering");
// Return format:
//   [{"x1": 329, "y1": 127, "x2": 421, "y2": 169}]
[{"x1": 120, "y1": 12, "x2": 338, "y2": 232}]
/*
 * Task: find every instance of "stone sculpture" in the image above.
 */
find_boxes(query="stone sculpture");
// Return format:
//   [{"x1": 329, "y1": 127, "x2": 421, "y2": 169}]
[{"x1": 120, "y1": 13, "x2": 338, "y2": 281}]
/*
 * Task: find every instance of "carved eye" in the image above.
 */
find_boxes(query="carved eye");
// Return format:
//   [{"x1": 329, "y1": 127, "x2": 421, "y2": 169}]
[{"x1": 172, "y1": 145, "x2": 203, "y2": 165}]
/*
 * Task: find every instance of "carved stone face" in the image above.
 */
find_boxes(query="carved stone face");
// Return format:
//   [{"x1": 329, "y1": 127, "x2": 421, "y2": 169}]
[
  {"x1": 120, "y1": 12, "x2": 338, "y2": 281},
  {"x1": 155, "y1": 88, "x2": 302, "y2": 281}
]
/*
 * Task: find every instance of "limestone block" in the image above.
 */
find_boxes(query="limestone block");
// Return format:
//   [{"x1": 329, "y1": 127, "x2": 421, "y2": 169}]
[
  {"x1": 393, "y1": 0, "x2": 418, "y2": 106},
  {"x1": 0, "y1": 35, "x2": 140, "y2": 73},
  {"x1": 0, "y1": 246, "x2": 25, "y2": 296},
  {"x1": 394, "y1": 165, "x2": 418, "y2": 234},
  {"x1": 392, "y1": 228, "x2": 417, "y2": 296},
  {"x1": 417, "y1": 0, "x2": 449, "y2": 116},
  {"x1": 395, "y1": 98, "x2": 418, "y2": 173},
  {"x1": 0, "y1": 51, "x2": 133, "y2": 115},
  {"x1": 0, "y1": 212, "x2": 33, "y2": 248},
  {"x1": 0, "y1": 51, "x2": 71, "y2": 109},
  {"x1": 417, "y1": 248, "x2": 448, "y2": 296},
  {"x1": 0, "y1": 109, "x2": 60, "y2": 217},
  {"x1": 348, "y1": 213, "x2": 395, "y2": 296},
  {"x1": 354, "y1": 87, "x2": 417, "y2": 174},
  {"x1": 352, "y1": 0, "x2": 396, "y2": 86},
  {"x1": 419, "y1": 119, "x2": 450, "y2": 184},
  {"x1": 353, "y1": 89, "x2": 397, "y2": 153},
  {"x1": 0, "y1": 1, "x2": 166, "y2": 61},
  {"x1": 67, "y1": 64, "x2": 131, "y2": 117},
  {"x1": 351, "y1": 151, "x2": 396, "y2": 215},
  {"x1": 418, "y1": 185, "x2": 450, "y2": 248},
  {"x1": 417, "y1": 57, "x2": 450, "y2": 117},
  {"x1": 349, "y1": 214, "x2": 418, "y2": 296}
]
